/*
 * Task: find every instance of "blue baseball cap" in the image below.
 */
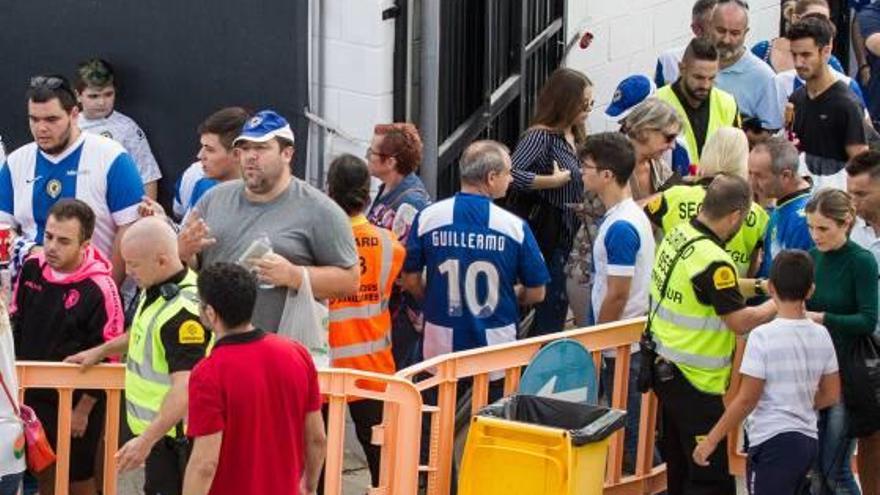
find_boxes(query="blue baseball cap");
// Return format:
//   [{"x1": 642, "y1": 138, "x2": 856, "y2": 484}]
[
  {"x1": 233, "y1": 110, "x2": 295, "y2": 146},
  {"x1": 605, "y1": 75, "x2": 656, "y2": 122}
]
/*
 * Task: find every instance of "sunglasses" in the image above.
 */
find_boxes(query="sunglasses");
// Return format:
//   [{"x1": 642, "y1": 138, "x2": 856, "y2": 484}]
[
  {"x1": 29, "y1": 75, "x2": 76, "y2": 99},
  {"x1": 365, "y1": 148, "x2": 395, "y2": 160}
]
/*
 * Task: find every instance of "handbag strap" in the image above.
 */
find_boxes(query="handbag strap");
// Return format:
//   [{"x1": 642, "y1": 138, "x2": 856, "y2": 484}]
[
  {"x1": 645, "y1": 235, "x2": 711, "y2": 339},
  {"x1": 0, "y1": 372, "x2": 20, "y2": 418}
]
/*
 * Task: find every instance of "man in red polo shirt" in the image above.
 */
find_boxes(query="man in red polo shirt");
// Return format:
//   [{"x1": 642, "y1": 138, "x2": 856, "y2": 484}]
[{"x1": 182, "y1": 263, "x2": 326, "y2": 495}]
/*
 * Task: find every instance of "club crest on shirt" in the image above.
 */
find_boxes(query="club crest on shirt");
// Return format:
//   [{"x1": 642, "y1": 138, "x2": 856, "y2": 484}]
[
  {"x1": 179, "y1": 320, "x2": 206, "y2": 344},
  {"x1": 46, "y1": 179, "x2": 62, "y2": 198},
  {"x1": 64, "y1": 289, "x2": 81, "y2": 310}
]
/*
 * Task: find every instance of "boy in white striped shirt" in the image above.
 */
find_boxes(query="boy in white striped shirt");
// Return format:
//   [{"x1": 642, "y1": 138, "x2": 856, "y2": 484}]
[{"x1": 692, "y1": 249, "x2": 840, "y2": 495}]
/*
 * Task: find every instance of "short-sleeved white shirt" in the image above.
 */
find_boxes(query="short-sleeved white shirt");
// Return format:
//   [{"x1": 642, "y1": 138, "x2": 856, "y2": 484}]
[
  {"x1": 79, "y1": 111, "x2": 162, "y2": 184},
  {"x1": 740, "y1": 317, "x2": 838, "y2": 446}
]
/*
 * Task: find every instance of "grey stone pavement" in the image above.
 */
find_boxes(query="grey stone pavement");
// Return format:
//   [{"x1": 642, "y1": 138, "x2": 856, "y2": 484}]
[{"x1": 117, "y1": 460, "x2": 371, "y2": 495}]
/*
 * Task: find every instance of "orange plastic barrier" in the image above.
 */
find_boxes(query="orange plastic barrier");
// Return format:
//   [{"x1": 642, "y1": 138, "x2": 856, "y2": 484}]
[
  {"x1": 17, "y1": 361, "x2": 125, "y2": 495},
  {"x1": 319, "y1": 369, "x2": 423, "y2": 495},
  {"x1": 15, "y1": 362, "x2": 422, "y2": 495},
  {"x1": 396, "y1": 318, "x2": 668, "y2": 495}
]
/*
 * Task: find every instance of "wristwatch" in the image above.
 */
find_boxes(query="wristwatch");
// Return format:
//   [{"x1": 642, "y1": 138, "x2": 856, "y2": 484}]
[{"x1": 754, "y1": 278, "x2": 766, "y2": 297}]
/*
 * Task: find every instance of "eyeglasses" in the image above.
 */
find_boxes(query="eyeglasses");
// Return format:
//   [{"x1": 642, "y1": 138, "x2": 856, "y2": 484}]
[
  {"x1": 365, "y1": 148, "x2": 394, "y2": 160},
  {"x1": 580, "y1": 163, "x2": 606, "y2": 174},
  {"x1": 29, "y1": 75, "x2": 76, "y2": 99}
]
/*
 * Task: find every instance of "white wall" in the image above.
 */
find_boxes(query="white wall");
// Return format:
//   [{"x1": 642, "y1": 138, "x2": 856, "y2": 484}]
[
  {"x1": 309, "y1": 0, "x2": 782, "y2": 183},
  {"x1": 310, "y1": 0, "x2": 396, "y2": 180},
  {"x1": 566, "y1": 0, "x2": 781, "y2": 132}
]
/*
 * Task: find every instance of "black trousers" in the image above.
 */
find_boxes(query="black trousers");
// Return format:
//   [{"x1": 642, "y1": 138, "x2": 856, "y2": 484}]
[
  {"x1": 144, "y1": 436, "x2": 191, "y2": 495},
  {"x1": 349, "y1": 399, "x2": 383, "y2": 486},
  {"x1": 654, "y1": 364, "x2": 736, "y2": 495},
  {"x1": 317, "y1": 399, "x2": 384, "y2": 493}
]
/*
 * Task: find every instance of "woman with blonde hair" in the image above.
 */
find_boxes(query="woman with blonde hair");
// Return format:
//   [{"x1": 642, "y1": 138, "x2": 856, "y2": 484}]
[
  {"x1": 643, "y1": 124, "x2": 768, "y2": 276},
  {"x1": 804, "y1": 188, "x2": 878, "y2": 495},
  {"x1": 698, "y1": 127, "x2": 750, "y2": 180}
]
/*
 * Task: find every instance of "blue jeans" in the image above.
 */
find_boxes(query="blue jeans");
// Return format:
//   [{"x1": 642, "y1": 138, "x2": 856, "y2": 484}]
[
  {"x1": 531, "y1": 248, "x2": 569, "y2": 336},
  {"x1": 0, "y1": 471, "x2": 23, "y2": 495},
  {"x1": 813, "y1": 402, "x2": 860, "y2": 495}
]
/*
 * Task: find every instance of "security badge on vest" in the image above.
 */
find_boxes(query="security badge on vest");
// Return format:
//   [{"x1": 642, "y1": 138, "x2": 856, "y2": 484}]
[
  {"x1": 649, "y1": 223, "x2": 738, "y2": 395},
  {"x1": 125, "y1": 270, "x2": 207, "y2": 437}
]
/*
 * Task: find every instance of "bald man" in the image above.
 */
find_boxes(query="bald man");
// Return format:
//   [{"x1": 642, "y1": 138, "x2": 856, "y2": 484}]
[{"x1": 66, "y1": 217, "x2": 210, "y2": 495}]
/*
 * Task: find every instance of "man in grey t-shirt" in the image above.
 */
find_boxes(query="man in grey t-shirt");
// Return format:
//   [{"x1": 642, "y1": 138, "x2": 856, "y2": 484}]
[{"x1": 180, "y1": 110, "x2": 358, "y2": 331}]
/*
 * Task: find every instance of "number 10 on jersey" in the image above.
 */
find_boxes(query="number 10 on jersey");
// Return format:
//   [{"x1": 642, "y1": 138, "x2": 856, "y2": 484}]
[{"x1": 438, "y1": 259, "x2": 500, "y2": 318}]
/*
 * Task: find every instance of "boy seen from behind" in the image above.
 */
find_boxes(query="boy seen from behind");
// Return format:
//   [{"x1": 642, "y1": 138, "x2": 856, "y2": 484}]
[{"x1": 692, "y1": 249, "x2": 840, "y2": 494}]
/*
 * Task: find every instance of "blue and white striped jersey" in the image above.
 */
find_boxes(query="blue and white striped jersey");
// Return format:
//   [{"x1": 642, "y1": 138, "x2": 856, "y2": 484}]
[
  {"x1": 404, "y1": 193, "x2": 550, "y2": 362},
  {"x1": 0, "y1": 133, "x2": 144, "y2": 257}
]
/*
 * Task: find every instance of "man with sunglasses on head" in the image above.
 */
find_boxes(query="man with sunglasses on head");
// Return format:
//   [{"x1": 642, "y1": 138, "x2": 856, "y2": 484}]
[{"x1": 0, "y1": 75, "x2": 144, "y2": 286}]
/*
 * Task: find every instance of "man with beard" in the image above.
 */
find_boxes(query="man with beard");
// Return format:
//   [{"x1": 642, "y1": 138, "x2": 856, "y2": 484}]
[
  {"x1": 706, "y1": 0, "x2": 782, "y2": 132},
  {"x1": 655, "y1": 0, "x2": 718, "y2": 87},
  {"x1": 789, "y1": 16, "x2": 868, "y2": 191},
  {"x1": 657, "y1": 37, "x2": 739, "y2": 168},
  {"x1": 179, "y1": 110, "x2": 359, "y2": 333},
  {"x1": 0, "y1": 75, "x2": 144, "y2": 284}
]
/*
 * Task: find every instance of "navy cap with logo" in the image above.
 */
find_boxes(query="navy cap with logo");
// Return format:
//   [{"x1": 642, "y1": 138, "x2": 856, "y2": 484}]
[
  {"x1": 605, "y1": 75, "x2": 656, "y2": 122},
  {"x1": 233, "y1": 110, "x2": 295, "y2": 146}
]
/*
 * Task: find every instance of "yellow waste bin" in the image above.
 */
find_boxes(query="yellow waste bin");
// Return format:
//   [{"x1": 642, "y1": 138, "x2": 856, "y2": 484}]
[{"x1": 458, "y1": 395, "x2": 625, "y2": 495}]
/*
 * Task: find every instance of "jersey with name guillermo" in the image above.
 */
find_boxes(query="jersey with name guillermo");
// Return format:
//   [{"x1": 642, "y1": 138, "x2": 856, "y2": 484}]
[{"x1": 403, "y1": 193, "x2": 549, "y2": 360}]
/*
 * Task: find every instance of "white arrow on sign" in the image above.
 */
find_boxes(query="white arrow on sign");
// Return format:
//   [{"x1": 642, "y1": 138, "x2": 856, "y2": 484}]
[{"x1": 535, "y1": 375, "x2": 590, "y2": 403}]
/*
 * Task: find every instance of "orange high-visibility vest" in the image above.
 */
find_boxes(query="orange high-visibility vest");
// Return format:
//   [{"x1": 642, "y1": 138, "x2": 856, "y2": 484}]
[{"x1": 328, "y1": 216, "x2": 404, "y2": 376}]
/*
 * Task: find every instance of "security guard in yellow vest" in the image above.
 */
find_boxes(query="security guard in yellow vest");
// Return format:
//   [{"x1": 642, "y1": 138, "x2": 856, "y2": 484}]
[
  {"x1": 645, "y1": 176, "x2": 774, "y2": 495},
  {"x1": 645, "y1": 176, "x2": 769, "y2": 276},
  {"x1": 656, "y1": 37, "x2": 739, "y2": 168},
  {"x1": 66, "y1": 217, "x2": 211, "y2": 495}
]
